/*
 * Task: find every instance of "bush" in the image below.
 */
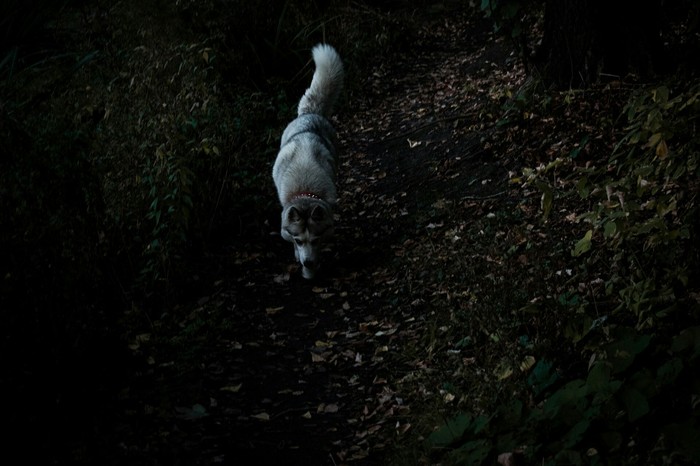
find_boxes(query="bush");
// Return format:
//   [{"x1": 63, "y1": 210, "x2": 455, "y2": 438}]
[{"x1": 427, "y1": 78, "x2": 700, "y2": 465}]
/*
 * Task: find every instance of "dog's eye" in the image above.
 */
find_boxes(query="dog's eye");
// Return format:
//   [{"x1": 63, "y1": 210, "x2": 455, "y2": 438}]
[{"x1": 294, "y1": 239, "x2": 303, "y2": 246}]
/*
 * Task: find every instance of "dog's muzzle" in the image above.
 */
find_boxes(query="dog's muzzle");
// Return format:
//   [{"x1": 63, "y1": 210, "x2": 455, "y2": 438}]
[{"x1": 301, "y1": 262, "x2": 318, "y2": 279}]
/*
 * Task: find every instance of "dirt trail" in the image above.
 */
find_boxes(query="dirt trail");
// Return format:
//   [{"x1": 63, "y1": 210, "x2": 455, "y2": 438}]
[{"x1": 117, "y1": 7, "x2": 523, "y2": 465}]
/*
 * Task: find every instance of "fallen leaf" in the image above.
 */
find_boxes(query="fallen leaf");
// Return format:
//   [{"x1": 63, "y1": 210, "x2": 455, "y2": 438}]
[
  {"x1": 495, "y1": 364, "x2": 513, "y2": 380},
  {"x1": 324, "y1": 404, "x2": 339, "y2": 413},
  {"x1": 265, "y1": 306, "x2": 284, "y2": 315},
  {"x1": 273, "y1": 273, "x2": 290, "y2": 284},
  {"x1": 498, "y1": 452, "x2": 516, "y2": 466},
  {"x1": 520, "y1": 355, "x2": 536, "y2": 372},
  {"x1": 396, "y1": 422, "x2": 412, "y2": 434},
  {"x1": 220, "y1": 384, "x2": 242, "y2": 393},
  {"x1": 656, "y1": 139, "x2": 669, "y2": 159},
  {"x1": 368, "y1": 424, "x2": 382, "y2": 434},
  {"x1": 128, "y1": 333, "x2": 151, "y2": 350},
  {"x1": 175, "y1": 404, "x2": 208, "y2": 420}
]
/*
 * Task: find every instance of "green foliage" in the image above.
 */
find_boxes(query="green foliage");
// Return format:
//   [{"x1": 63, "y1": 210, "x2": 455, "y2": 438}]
[
  {"x1": 527, "y1": 359, "x2": 559, "y2": 396},
  {"x1": 428, "y1": 78, "x2": 700, "y2": 465},
  {"x1": 521, "y1": 81, "x2": 699, "y2": 324},
  {"x1": 521, "y1": 156, "x2": 565, "y2": 222},
  {"x1": 139, "y1": 144, "x2": 194, "y2": 287},
  {"x1": 580, "y1": 81, "x2": 699, "y2": 328},
  {"x1": 428, "y1": 325, "x2": 700, "y2": 464},
  {"x1": 0, "y1": 0, "x2": 69, "y2": 77},
  {"x1": 480, "y1": 0, "x2": 526, "y2": 38},
  {"x1": 479, "y1": 0, "x2": 542, "y2": 60}
]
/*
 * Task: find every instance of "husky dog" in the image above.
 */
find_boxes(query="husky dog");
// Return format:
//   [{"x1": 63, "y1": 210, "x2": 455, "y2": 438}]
[{"x1": 272, "y1": 44, "x2": 344, "y2": 279}]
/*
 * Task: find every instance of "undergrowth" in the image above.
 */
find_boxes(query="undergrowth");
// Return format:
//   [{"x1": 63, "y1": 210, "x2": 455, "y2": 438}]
[
  {"x1": 1, "y1": 0, "x2": 409, "y2": 304},
  {"x1": 0, "y1": 0, "x2": 413, "y2": 461},
  {"x1": 426, "y1": 78, "x2": 700, "y2": 465}
]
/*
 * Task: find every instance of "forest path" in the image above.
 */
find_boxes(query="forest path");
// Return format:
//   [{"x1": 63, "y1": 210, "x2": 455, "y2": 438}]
[{"x1": 120, "y1": 6, "x2": 524, "y2": 465}]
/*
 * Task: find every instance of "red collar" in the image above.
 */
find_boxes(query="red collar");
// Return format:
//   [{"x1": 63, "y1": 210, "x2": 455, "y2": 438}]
[{"x1": 291, "y1": 192, "x2": 322, "y2": 200}]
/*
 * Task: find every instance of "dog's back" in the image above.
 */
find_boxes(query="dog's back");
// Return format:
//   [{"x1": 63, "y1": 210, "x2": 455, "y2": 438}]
[{"x1": 273, "y1": 44, "x2": 344, "y2": 207}]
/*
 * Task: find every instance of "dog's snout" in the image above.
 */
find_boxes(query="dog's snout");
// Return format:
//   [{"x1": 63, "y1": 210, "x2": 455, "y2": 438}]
[{"x1": 303, "y1": 258, "x2": 318, "y2": 269}]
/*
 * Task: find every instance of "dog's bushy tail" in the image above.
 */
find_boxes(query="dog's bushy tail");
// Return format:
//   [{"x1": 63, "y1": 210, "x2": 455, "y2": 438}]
[{"x1": 297, "y1": 44, "x2": 344, "y2": 118}]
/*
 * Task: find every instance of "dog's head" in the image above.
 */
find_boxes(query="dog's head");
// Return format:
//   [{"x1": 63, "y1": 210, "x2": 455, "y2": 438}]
[{"x1": 281, "y1": 198, "x2": 334, "y2": 279}]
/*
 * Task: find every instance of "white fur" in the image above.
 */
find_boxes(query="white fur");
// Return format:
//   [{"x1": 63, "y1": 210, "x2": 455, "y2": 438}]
[{"x1": 272, "y1": 44, "x2": 344, "y2": 279}]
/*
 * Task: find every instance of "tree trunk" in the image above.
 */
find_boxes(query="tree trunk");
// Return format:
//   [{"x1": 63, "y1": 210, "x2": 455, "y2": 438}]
[{"x1": 536, "y1": 0, "x2": 663, "y2": 88}]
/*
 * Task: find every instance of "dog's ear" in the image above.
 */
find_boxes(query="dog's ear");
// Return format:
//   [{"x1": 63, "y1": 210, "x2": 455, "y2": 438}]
[{"x1": 286, "y1": 206, "x2": 302, "y2": 223}]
